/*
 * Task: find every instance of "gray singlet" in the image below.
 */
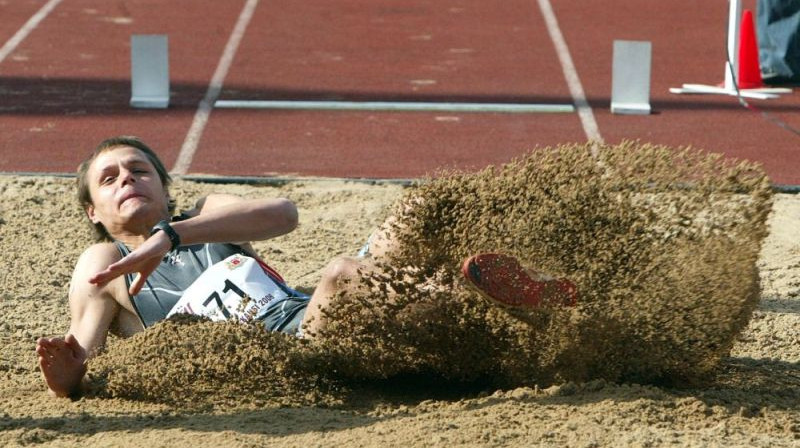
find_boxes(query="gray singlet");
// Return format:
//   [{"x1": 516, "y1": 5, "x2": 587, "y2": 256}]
[{"x1": 114, "y1": 240, "x2": 248, "y2": 327}]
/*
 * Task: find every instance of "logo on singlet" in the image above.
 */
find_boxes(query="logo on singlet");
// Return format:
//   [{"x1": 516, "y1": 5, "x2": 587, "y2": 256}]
[
  {"x1": 225, "y1": 255, "x2": 246, "y2": 270},
  {"x1": 164, "y1": 252, "x2": 184, "y2": 266}
]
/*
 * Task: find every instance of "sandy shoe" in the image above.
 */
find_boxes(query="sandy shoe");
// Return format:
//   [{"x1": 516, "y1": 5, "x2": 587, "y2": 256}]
[{"x1": 461, "y1": 253, "x2": 577, "y2": 308}]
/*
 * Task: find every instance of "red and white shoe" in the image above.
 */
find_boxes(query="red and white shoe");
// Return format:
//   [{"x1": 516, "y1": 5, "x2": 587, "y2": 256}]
[{"x1": 461, "y1": 253, "x2": 577, "y2": 308}]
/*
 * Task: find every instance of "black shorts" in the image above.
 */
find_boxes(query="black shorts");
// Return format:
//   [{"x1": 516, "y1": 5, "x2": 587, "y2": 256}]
[{"x1": 258, "y1": 296, "x2": 309, "y2": 336}]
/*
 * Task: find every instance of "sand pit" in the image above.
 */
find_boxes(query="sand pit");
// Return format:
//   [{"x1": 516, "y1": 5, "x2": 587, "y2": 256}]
[{"x1": 1, "y1": 143, "x2": 799, "y2": 446}]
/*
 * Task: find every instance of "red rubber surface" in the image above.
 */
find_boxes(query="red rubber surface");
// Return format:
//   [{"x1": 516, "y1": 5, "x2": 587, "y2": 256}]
[{"x1": 1, "y1": 0, "x2": 798, "y2": 184}]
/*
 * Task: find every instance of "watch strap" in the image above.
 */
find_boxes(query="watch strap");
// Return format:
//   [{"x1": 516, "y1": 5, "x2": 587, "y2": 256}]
[{"x1": 151, "y1": 219, "x2": 181, "y2": 251}]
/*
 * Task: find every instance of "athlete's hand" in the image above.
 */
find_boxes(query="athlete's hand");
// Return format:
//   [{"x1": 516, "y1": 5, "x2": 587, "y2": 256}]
[
  {"x1": 89, "y1": 231, "x2": 171, "y2": 295},
  {"x1": 36, "y1": 334, "x2": 87, "y2": 398}
]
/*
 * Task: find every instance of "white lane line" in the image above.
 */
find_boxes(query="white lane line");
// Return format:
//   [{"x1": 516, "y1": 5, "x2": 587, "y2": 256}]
[
  {"x1": 536, "y1": 0, "x2": 603, "y2": 146},
  {"x1": 215, "y1": 100, "x2": 576, "y2": 113},
  {"x1": 0, "y1": 0, "x2": 63, "y2": 65},
  {"x1": 172, "y1": 0, "x2": 259, "y2": 175}
]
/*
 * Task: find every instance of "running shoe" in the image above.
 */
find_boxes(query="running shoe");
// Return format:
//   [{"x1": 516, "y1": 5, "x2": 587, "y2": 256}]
[{"x1": 461, "y1": 253, "x2": 577, "y2": 308}]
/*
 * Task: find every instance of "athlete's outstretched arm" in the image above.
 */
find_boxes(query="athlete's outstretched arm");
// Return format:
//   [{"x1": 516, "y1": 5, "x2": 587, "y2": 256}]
[
  {"x1": 177, "y1": 194, "x2": 299, "y2": 246},
  {"x1": 36, "y1": 243, "x2": 123, "y2": 397},
  {"x1": 89, "y1": 194, "x2": 298, "y2": 295}
]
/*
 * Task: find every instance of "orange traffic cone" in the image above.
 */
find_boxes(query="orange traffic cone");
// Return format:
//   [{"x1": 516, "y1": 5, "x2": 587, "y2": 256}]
[{"x1": 737, "y1": 9, "x2": 763, "y2": 89}]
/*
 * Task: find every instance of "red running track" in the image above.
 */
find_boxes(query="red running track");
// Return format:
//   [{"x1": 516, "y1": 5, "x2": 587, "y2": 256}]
[{"x1": 0, "y1": 0, "x2": 798, "y2": 184}]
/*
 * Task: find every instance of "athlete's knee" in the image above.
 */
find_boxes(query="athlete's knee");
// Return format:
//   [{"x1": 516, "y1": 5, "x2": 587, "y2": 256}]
[{"x1": 320, "y1": 256, "x2": 364, "y2": 288}]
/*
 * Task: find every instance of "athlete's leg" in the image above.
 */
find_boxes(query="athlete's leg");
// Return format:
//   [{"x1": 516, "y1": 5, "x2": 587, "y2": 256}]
[
  {"x1": 357, "y1": 215, "x2": 402, "y2": 261},
  {"x1": 302, "y1": 256, "x2": 372, "y2": 336},
  {"x1": 357, "y1": 192, "x2": 427, "y2": 261}
]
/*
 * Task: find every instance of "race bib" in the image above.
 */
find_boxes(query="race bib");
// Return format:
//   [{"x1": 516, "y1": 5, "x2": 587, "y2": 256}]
[{"x1": 166, "y1": 254, "x2": 289, "y2": 323}]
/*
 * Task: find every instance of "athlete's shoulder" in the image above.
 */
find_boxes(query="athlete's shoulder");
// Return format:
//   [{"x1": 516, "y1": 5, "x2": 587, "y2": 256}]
[
  {"x1": 73, "y1": 242, "x2": 123, "y2": 277},
  {"x1": 78, "y1": 241, "x2": 123, "y2": 262},
  {"x1": 69, "y1": 242, "x2": 127, "y2": 302}
]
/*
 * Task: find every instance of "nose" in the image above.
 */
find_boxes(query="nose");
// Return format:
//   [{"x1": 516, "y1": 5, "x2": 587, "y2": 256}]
[{"x1": 118, "y1": 168, "x2": 136, "y2": 185}]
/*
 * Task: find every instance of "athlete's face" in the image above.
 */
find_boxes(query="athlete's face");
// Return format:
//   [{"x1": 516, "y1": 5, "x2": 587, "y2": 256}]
[{"x1": 85, "y1": 146, "x2": 170, "y2": 232}]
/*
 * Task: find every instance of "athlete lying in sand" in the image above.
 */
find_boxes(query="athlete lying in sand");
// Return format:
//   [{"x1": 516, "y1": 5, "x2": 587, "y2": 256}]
[{"x1": 35, "y1": 136, "x2": 576, "y2": 398}]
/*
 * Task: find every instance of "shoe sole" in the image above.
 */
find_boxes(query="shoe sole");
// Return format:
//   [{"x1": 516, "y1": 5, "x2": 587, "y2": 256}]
[{"x1": 461, "y1": 253, "x2": 577, "y2": 308}]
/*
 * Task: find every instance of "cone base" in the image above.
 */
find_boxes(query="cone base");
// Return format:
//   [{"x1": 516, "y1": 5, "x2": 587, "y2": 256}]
[{"x1": 737, "y1": 81, "x2": 764, "y2": 89}]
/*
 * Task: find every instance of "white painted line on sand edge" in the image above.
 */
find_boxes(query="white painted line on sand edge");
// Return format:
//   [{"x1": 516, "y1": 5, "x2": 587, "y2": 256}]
[
  {"x1": 214, "y1": 100, "x2": 576, "y2": 113},
  {"x1": 0, "y1": 0, "x2": 63, "y2": 65},
  {"x1": 536, "y1": 0, "x2": 603, "y2": 148},
  {"x1": 172, "y1": 0, "x2": 259, "y2": 175}
]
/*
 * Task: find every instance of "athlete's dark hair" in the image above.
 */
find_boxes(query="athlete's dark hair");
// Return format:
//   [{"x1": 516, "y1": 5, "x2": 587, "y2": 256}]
[{"x1": 76, "y1": 136, "x2": 175, "y2": 242}]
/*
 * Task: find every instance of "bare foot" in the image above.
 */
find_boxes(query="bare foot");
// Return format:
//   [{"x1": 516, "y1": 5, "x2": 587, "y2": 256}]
[{"x1": 35, "y1": 334, "x2": 87, "y2": 398}]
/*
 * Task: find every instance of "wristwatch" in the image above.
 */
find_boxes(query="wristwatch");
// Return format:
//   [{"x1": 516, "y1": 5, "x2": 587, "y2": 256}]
[{"x1": 151, "y1": 220, "x2": 181, "y2": 251}]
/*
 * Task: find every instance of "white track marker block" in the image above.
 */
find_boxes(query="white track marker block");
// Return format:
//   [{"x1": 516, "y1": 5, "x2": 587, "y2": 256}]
[
  {"x1": 130, "y1": 35, "x2": 169, "y2": 109},
  {"x1": 611, "y1": 40, "x2": 652, "y2": 115}
]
